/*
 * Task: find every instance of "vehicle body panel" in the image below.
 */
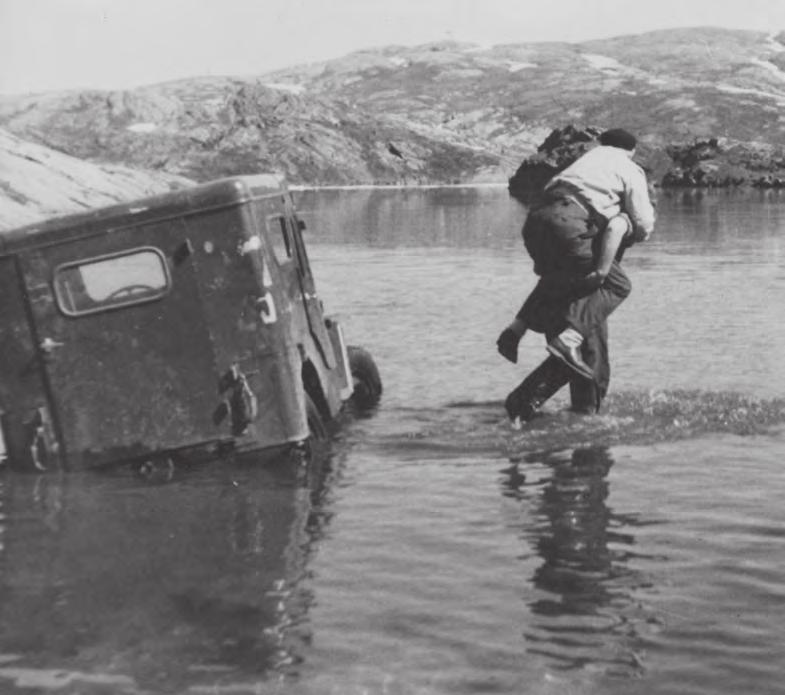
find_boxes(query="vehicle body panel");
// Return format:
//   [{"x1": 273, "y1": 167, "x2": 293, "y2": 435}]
[{"x1": 0, "y1": 176, "x2": 354, "y2": 470}]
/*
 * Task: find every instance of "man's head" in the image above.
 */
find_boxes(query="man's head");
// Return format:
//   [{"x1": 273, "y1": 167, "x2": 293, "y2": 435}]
[{"x1": 599, "y1": 128, "x2": 637, "y2": 152}]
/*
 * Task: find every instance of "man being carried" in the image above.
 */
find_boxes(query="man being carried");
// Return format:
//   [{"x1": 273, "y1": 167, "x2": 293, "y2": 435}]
[{"x1": 498, "y1": 128, "x2": 656, "y2": 420}]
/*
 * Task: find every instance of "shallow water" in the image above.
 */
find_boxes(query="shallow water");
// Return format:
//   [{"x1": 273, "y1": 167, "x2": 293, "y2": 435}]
[{"x1": 0, "y1": 187, "x2": 784, "y2": 694}]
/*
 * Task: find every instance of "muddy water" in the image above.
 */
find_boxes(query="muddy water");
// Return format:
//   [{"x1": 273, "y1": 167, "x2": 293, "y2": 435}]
[{"x1": 0, "y1": 188, "x2": 783, "y2": 694}]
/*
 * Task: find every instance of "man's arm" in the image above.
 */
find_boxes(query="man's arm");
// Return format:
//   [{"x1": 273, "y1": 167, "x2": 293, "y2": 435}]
[
  {"x1": 579, "y1": 214, "x2": 630, "y2": 290},
  {"x1": 623, "y1": 165, "x2": 656, "y2": 241},
  {"x1": 595, "y1": 215, "x2": 630, "y2": 276}
]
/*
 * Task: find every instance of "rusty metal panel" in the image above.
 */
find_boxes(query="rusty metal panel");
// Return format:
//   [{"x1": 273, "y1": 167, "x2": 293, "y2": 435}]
[
  {"x1": 281, "y1": 197, "x2": 337, "y2": 371},
  {"x1": 183, "y1": 202, "x2": 307, "y2": 449},
  {"x1": 0, "y1": 177, "x2": 357, "y2": 469},
  {"x1": 1, "y1": 176, "x2": 286, "y2": 254},
  {"x1": 18, "y1": 218, "x2": 222, "y2": 468},
  {"x1": 0, "y1": 257, "x2": 61, "y2": 469}
]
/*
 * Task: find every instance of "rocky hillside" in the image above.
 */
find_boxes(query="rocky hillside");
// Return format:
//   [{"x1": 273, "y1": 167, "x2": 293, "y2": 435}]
[
  {"x1": 0, "y1": 77, "x2": 501, "y2": 188},
  {"x1": 3, "y1": 27, "x2": 785, "y2": 191},
  {"x1": 0, "y1": 128, "x2": 191, "y2": 230}
]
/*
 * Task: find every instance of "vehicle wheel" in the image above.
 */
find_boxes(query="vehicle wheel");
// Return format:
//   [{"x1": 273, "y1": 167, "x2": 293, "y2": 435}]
[{"x1": 347, "y1": 345, "x2": 382, "y2": 411}]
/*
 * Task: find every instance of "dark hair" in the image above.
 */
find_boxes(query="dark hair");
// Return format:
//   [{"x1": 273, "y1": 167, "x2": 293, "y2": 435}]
[{"x1": 599, "y1": 128, "x2": 637, "y2": 151}]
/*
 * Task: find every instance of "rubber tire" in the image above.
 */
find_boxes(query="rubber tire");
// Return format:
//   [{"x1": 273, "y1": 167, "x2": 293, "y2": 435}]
[{"x1": 347, "y1": 345, "x2": 382, "y2": 410}]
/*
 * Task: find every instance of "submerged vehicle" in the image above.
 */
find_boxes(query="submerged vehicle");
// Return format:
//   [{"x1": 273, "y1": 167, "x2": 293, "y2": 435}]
[{"x1": 0, "y1": 175, "x2": 381, "y2": 471}]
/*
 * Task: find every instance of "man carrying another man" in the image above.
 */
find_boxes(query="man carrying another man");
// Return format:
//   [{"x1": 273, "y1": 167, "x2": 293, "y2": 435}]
[{"x1": 498, "y1": 128, "x2": 656, "y2": 422}]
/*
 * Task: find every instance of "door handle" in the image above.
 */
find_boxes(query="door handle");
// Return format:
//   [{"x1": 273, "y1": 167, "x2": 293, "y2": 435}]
[{"x1": 39, "y1": 337, "x2": 64, "y2": 354}]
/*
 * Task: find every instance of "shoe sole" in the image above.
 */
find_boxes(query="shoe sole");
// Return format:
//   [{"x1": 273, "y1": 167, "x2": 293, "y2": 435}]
[{"x1": 546, "y1": 345, "x2": 594, "y2": 380}]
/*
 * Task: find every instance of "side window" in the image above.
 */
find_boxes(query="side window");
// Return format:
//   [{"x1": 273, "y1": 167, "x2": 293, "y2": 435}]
[
  {"x1": 54, "y1": 247, "x2": 170, "y2": 316},
  {"x1": 266, "y1": 214, "x2": 292, "y2": 265}
]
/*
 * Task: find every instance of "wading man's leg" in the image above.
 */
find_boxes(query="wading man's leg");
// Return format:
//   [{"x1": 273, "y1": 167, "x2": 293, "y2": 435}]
[
  {"x1": 505, "y1": 320, "x2": 610, "y2": 423},
  {"x1": 568, "y1": 321, "x2": 610, "y2": 414},
  {"x1": 546, "y1": 215, "x2": 633, "y2": 378}
]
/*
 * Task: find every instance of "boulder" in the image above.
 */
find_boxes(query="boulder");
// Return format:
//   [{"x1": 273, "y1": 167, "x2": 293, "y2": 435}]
[{"x1": 507, "y1": 125, "x2": 602, "y2": 201}]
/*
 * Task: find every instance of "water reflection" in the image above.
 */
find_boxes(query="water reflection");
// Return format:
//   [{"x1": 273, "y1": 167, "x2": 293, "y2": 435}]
[
  {"x1": 656, "y1": 188, "x2": 785, "y2": 253},
  {"x1": 503, "y1": 447, "x2": 652, "y2": 678},
  {"x1": 295, "y1": 186, "x2": 526, "y2": 248},
  {"x1": 0, "y1": 455, "x2": 337, "y2": 693},
  {"x1": 293, "y1": 186, "x2": 785, "y2": 260}
]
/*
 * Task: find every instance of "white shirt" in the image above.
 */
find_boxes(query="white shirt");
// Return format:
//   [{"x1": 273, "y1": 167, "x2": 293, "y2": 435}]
[{"x1": 546, "y1": 145, "x2": 656, "y2": 237}]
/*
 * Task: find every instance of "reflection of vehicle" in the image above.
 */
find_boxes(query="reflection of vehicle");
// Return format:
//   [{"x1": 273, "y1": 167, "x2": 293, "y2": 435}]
[
  {"x1": 0, "y1": 175, "x2": 381, "y2": 470},
  {"x1": 0, "y1": 457, "x2": 334, "y2": 687}
]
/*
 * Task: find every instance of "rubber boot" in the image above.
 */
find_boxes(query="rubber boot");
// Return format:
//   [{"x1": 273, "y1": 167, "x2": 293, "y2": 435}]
[
  {"x1": 569, "y1": 377, "x2": 601, "y2": 414},
  {"x1": 568, "y1": 327, "x2": 606, "y2": 414},
  {"x1": 505, "y1": 355, "x2": 573, "y2": 422}
]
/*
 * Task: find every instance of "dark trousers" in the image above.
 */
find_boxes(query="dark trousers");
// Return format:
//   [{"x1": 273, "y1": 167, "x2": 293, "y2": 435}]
[
  {"x1": 507, "y1": 305, "x2": 610, "y2": 416},
  {"x1": 516, "y1": 262, "x2": 630, "y2": 339},
  {"x1": 520, "y1": 191, "x2": 631, "y2": 337},
  {"x1": 509, "y1": 191, "x2": 630, "y2": 414}
]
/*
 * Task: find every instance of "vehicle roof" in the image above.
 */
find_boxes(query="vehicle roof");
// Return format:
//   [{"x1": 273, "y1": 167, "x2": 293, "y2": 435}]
[{"x1": 0, "y1": 174, "x2": 288, "y2": 254}]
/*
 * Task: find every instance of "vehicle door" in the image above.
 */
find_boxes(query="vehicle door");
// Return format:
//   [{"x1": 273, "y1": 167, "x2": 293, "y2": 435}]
[
  {"x1": 18, "y1": 219, "x2": 220, "y2": 468},
  {"x1": 0, "y1": 256, "x2": 58, "y2": 469},
  {"x1": 284, "y1": 205, "x2": 335, "y2": 368}
]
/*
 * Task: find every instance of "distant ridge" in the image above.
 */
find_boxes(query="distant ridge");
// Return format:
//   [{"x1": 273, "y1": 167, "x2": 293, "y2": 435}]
[{"x1": 2, "y1": 26, "x2": 785, "y2": 219}]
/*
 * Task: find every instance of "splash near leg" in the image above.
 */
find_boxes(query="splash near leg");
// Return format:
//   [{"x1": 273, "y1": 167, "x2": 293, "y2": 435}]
[{"x1": 505, "y1": 356, "x2": 573, "y2": 423}]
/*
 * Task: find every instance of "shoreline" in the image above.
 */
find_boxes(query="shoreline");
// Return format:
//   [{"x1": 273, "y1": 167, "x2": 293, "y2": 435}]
[
  {"x1": 291, "y1": 181, "x2": 785, "y2": 194},
  {"x1": 290, "y1": 182, "x2": 509, "y2": 192}
]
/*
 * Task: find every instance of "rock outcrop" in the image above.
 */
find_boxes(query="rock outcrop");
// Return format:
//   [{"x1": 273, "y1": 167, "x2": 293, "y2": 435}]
[
  {"x1": 0, "y1": 80, "x2": 502, "y2": 187},
  {"x1": 508, "y1": 125, "x2": 785, "y2": 201},
  {"x1": 0, "y1": 128, "x2": 192, "y2": 231},
  {"x1": 507, "y1": 125, "x2": 603, "y2": 200},
  {"x1": 4, "y1": 28, "x2": 785, "y2": 189},
  {"x1": 662, "y1": 138, "x2": 785, "y2": 188}
]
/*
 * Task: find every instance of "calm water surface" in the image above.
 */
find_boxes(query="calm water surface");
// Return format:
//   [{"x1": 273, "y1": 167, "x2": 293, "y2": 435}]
[{"x1": 1, "y1": 187, "x2": 784, "y2": 694}]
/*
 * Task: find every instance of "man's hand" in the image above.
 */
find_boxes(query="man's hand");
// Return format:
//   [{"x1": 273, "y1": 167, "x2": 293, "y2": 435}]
[
  {"x1": 575, "y1": 270, "x2": 606, "y2": 293},
  {"x1": 631, "y1": 226, "x2": 651, "y2": 243},
  {"x1": 496, "y1": 328, "x2": 521, "y2": 363}
]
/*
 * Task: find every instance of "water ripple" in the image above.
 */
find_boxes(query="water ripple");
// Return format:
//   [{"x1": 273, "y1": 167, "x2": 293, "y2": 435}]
[{"x1": 360, "y1": 390, "x2": 785, "y2": 459}]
